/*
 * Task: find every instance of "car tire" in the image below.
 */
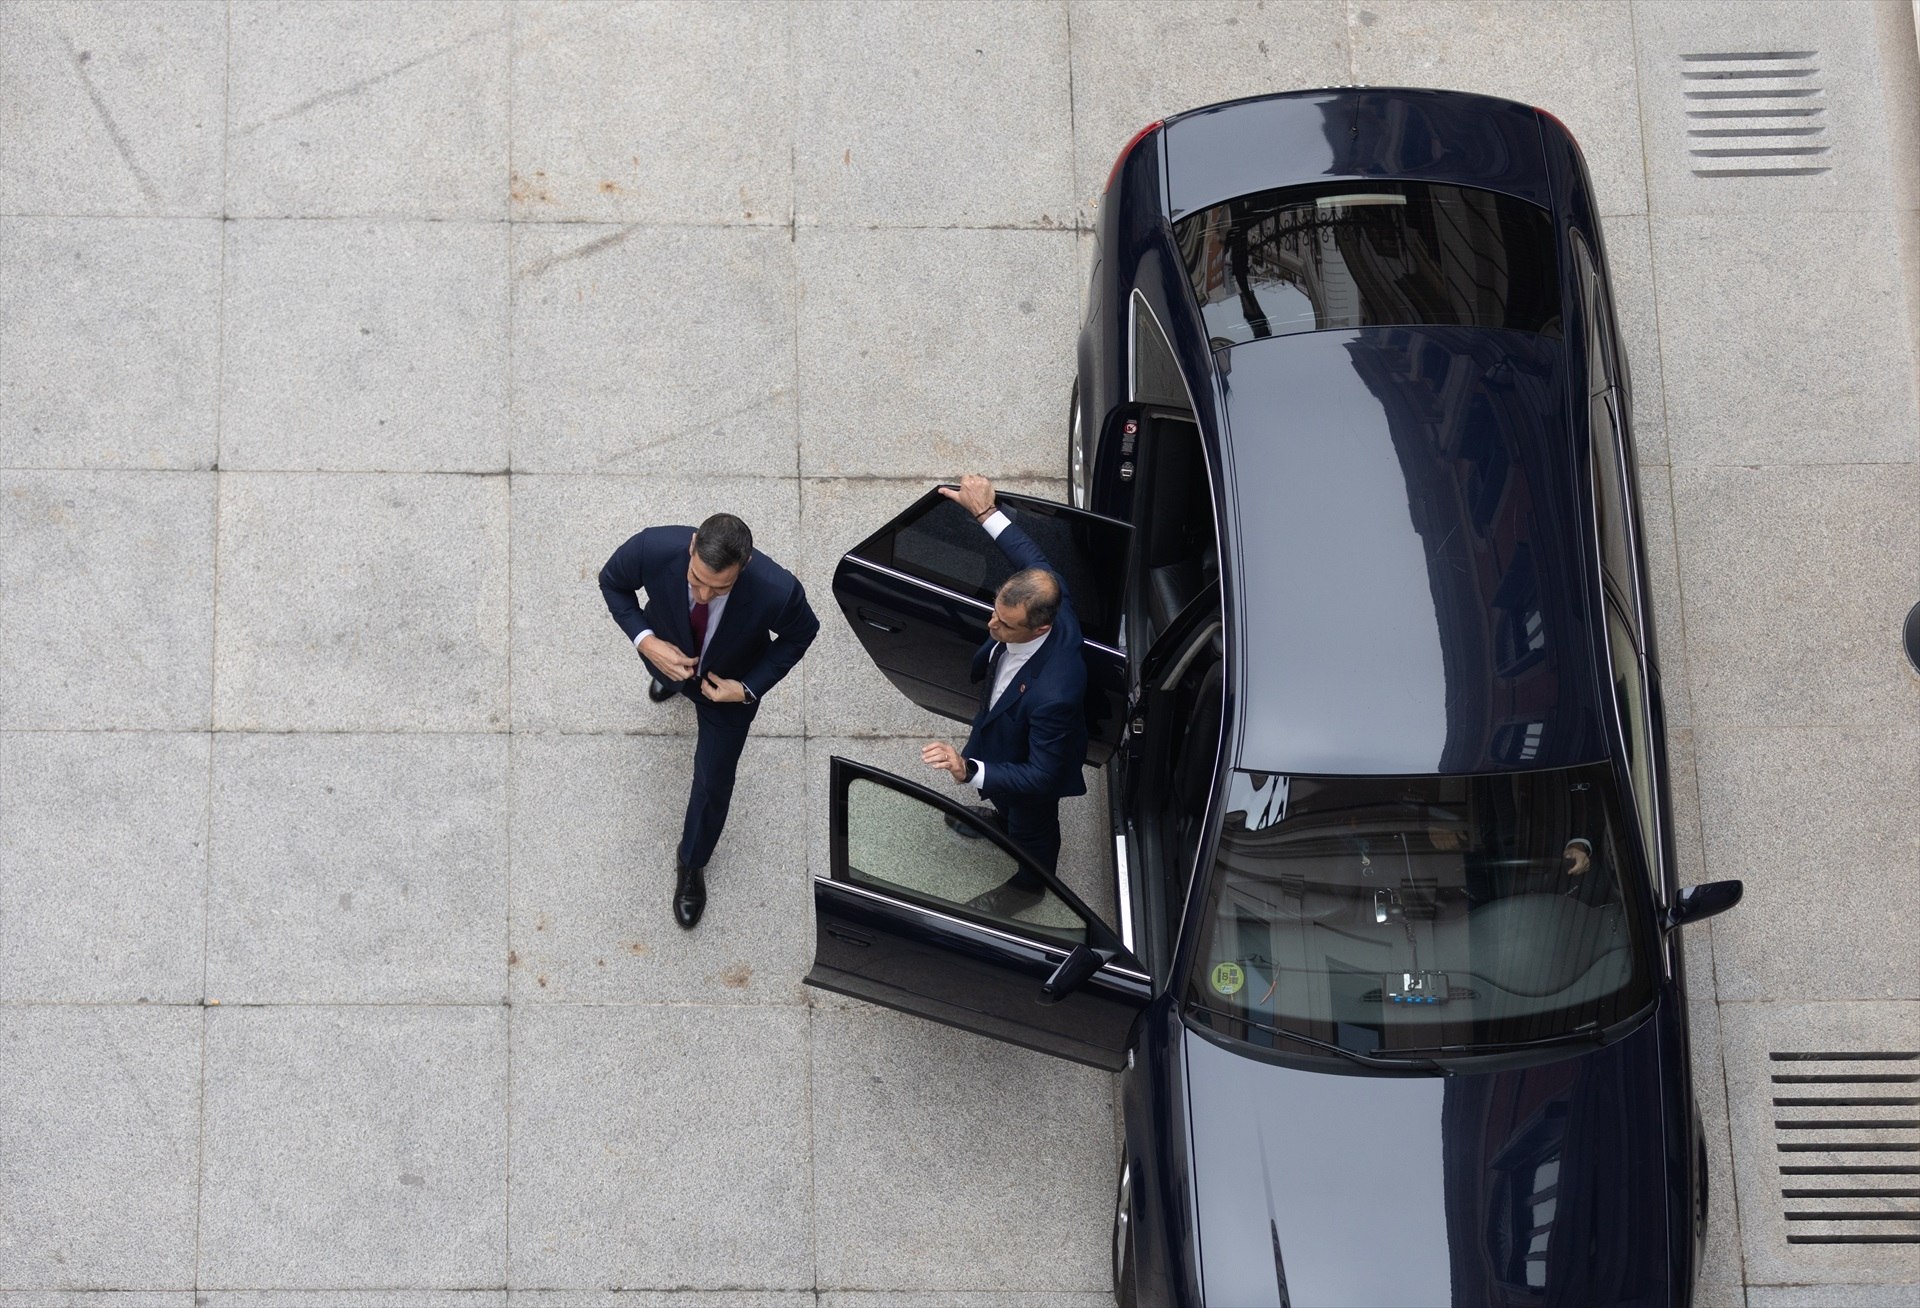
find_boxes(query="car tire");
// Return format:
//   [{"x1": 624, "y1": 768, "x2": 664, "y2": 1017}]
[
  {"x1": 1068, "y1": 381, "x2": 1087, "y2": 509},
  {"x1": 1112, "y1": 1153, "x2": 1137, "y2": 1308}
]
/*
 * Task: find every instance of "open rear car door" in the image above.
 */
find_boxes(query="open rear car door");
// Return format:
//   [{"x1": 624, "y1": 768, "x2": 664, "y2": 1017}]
[{"x1": 806, "y1": 758, "x2": 1149, "y2": 1070}]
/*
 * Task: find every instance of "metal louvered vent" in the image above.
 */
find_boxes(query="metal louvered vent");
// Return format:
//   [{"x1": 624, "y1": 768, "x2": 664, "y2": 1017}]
[
  {"x1": 1771, "y1": 1050, "x2": 1920, "y2": 1245},
  {"x1": 1683, "y1": 51, "x2": 1830, "y2": 177}
]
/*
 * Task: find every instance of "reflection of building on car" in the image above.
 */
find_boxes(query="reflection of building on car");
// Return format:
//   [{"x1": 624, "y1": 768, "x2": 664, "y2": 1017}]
[{"x1": 808, "y1": 87, "x2": 1744, "y2": 1307}]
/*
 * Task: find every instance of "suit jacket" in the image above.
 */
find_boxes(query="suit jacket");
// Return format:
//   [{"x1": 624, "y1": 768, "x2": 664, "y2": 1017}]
[
  {"x1": 962, "y1": 516, "x2": 1089, "y2": 802},
  {"x1": 598, "y1": 526, "x2": 819, "y2": 711}
]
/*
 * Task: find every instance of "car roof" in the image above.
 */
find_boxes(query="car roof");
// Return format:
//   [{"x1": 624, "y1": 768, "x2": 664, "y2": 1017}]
[{"x1": 1218, "y1": 325, "x2": 1610, "y2": 777}]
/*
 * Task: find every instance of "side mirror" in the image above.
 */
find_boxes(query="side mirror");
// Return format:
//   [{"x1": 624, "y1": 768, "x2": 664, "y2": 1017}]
[
  {"x1": 1666, "y1": 880, "x2": 1743, "y2": 930},
  {"x1": 1040, "y1": 944, "x2": 1105, "y2": 1004}
]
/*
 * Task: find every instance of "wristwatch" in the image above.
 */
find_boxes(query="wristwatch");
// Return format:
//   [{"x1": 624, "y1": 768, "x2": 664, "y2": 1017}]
[{"x1": 964, "y1": 758, "x2": 980, "y2": 783}]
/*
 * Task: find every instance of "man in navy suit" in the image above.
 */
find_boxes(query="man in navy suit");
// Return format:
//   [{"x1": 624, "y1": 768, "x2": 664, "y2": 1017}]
[
  {"x1": 921, "y1": 475, "x2": 1088, "y2": 917},
  {"x1": 599, "y1": 513, "x2": 818, "y2": 929}
]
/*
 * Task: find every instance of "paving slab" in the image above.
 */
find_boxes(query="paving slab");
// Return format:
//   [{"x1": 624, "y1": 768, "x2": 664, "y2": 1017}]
[
  {"x1": 226, "y1": 0, "x2": 510, "y2": 220},
  {"x1": 198, "y1": 1005, "x2": 507, "y2": 1289},
  {"x1": 1667, "y1": 726, "x2": 1709, "y2": 892},
  {"x1": 1066, "y1": 0, "x2": 1348, "y2": 224},
  {"x1": 507, "y1": 1004, "x2": 811, "y2": 1290},
  {"x1": 509, "y1": 734, "x2": 809, "y2": 1005},
  {"x1": 796, "y1": 228, "x2": 1079, "y2": 479},
  {"x1": 508, "y1": 473, "x2": 804, "y2": 735},
  {"x1": 1652, "y1": 211, "x2": 1919, "y2": 467},
  {"x1": 797, "y1": 477, "x2": 1070, "y2": 740},
  {"x1": 213, "y1": 472, "x2": 510, "y2": 732},
  {"x1": 222, "y1": 220, "x2": 510, "y2": 473},
  {"x1": 1350, "y1": 0, "x2": 1646, "y2": 216},
  {"x1": 207, "y1": 733, "x2": 508, "y2": 1004},
  {"x1": 792, "y1": 1, "x2": 1073, "y2": 229},
  {"x1": 0, "y1": 732, "x2": 208, "y2": 1003},
  {"x1": 510, "y1": 1, "x2": 791, "y2": 226},
  {"x1": 821, "y1": 1290, "x2": 1121, "y2": 1298},
  {"x1": 1633, "y1": 0, "x2": 1907, "y2": 216},
  {"x1": 0, "y1": 0, "x2": 226, "y2": 218},
  {"x1": 1718, "y1": 1000, "x2": 1920, "y2": 1290},
  {"x1": 0, "y1": 1007, "x2": 201, "y2": 1289},
  {"x1": 0, "y1": 217, "x2": 221, "y2": 470},
  {"x1": 508, "y1": 1294, "x2": 809, "y2": 1307},
  {"x1": 812, "y1": 1007, "x2": 1116, "y2": 1292},
  {"x1": 509, "y1": 225, "x2": 795, "y2": 476},
  {"x1": 0, "y1": 470, "x2": 215, "y2": 730},
  {"x1": 1694, "y1": 723, "x2": 1920, "y2": 1003},
  {"x1": 0, "y1": 1295, "x2": 193, "y2": 1307},
  {"x1": 1750, "y1": 1287, "x2": 1920, "y2": 1307},
  {"x1": 199, "y1": 1295, "x2": 506, "y2": 1307},
  {"x1": 1671, "y1": 465, "x2": 1919, "y2": 729}
]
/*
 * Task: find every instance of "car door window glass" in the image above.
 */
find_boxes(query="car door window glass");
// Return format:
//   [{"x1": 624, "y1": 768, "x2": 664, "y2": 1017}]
[
  {"x1": 1574, "y1": 233, "x2": 1636, "y2": 604},
  {"x1": 1605, "y1": 603, "x2": 1658, "y2": 864},
  {"x1": 845, "y1": 777, "x2": 1088, "y2": 945}
]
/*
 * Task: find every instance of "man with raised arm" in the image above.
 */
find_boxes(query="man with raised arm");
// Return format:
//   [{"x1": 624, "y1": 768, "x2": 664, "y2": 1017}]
[{"x1": 921, "y1": 475, "x2": 1089, "y2": 916}]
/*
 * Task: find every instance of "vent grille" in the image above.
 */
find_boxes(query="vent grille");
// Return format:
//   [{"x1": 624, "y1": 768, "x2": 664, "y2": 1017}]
[
  {"x1": 1771, "y1": 1051, "x2": 1920, "y2": 1245},
  {"x1": 1682, "y1": 51, "x2": 1830, "y2": 178}
]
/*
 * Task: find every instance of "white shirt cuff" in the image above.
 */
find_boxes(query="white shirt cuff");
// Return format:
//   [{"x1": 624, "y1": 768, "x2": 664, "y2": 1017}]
[
  {"x1": 981, "y1": 508, "x2": 1010, "y2": 538},
  {"x1": 970, "y1": 760, "x2": 987, "y2": 792},
  {"x1": 634, "y1": 628, "x2": 652, "y2": 649}
]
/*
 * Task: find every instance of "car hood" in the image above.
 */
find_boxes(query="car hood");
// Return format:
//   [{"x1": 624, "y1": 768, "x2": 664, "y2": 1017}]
[{"x1": 1183, "y1": 1015, "x2": 1674, "y2": 1307}]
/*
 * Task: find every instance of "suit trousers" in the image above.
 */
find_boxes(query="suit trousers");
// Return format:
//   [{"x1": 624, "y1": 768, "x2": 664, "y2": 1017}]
[
  {"x1": 678, "y1": 696, "x2": 754, "y2": 871},
  {"x1": 995, "y1": 796, "x2": 1062, "y2": 882}
]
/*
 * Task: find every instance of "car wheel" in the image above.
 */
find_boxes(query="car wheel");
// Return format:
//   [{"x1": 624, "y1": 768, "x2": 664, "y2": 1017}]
[
  {"x1": 1069, "y1": 382, "x2": 1087, "y2": 509},
  {"x1": 1112, "y1": 1153, "x2": 1136, "y2": 1308}
]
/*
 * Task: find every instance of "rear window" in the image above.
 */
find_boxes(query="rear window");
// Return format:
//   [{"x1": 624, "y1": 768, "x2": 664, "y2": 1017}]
[{"x1": 1174, "y1": 181, "x2": 1561, "y2": 347}]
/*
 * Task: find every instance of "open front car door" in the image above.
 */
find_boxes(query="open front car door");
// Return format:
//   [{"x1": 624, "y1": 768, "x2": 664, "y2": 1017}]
[
  {"x1": 831, "y1": 487, "x2": 1129, "y2": 765},
  {"x1": 806, "y1": 758, "x2": 1150, "y2": 1070}
]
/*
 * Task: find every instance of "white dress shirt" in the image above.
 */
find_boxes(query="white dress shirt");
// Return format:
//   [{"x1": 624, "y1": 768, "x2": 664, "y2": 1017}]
[{"x1": 970, "y1": 509, "x2": 1050, "y2": 793}]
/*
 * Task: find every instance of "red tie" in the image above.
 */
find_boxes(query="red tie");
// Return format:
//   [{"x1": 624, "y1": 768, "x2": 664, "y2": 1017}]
[{"x1": 689, "y1": 600, "x2": 709, "y2": 654}]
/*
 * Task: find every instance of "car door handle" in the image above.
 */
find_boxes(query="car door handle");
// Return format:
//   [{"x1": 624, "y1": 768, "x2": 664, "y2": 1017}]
[
  {"x1": 826, "y1": 925, "x2": 873, "y2": 947},
  {"x1": 855, "y1": 607, "x2": 904, "y2": 634}
]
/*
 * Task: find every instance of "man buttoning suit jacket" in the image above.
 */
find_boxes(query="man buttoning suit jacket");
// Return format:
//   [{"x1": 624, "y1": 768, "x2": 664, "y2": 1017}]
[
  {"x1": 599, "y1": 512, "x2": 818, "y2": 929},
  {"x1": 921, "y1": 475, "x2": 1088, "y2": 919}
]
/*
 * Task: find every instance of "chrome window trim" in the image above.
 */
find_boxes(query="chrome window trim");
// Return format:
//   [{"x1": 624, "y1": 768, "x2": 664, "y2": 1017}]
[
  {"x1": 1114, "y1": 830, "x2": 1135, "y2": 956},
  {"x1": 818, "y1": 874, "x2": 1151, "y2": 984}
]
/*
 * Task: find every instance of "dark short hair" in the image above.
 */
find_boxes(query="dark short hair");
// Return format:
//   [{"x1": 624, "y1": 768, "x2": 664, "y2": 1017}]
[
  {"x1": 997, "y1": 567, "x2": 1060, "y2": 630},
  {"x1": 693, "y1": 513, "x2": 753, "y2": 572}
]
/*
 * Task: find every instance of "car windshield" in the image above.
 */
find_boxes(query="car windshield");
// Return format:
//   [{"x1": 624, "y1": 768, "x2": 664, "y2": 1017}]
[
  {"x1": 1184, "y1": 765, "x2": 1652, "y2": 1062},
  {"x1": 1174, "y1": 180, "x2": 1561, "y2": 347}
]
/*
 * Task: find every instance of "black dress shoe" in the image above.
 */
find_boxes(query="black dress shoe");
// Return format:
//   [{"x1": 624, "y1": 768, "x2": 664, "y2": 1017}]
[
  {"x1": 943, "y1": 805, "x2": 1002, "y2": 840},
  {"x1": 648, "y1": 678, "x2": 676, "y2": 703},
  {"x1": 674, "y1": 861, "x2": 707, "y2": 930},
  {"x1": 964, "y1": 877, "x2": 1046, "y2": 919}
]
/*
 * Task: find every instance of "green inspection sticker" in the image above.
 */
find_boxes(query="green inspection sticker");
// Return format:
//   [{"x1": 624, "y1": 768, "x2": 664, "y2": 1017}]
[{"x1": 1210, "y1": 961, "x2": 1245, "y2": 996}]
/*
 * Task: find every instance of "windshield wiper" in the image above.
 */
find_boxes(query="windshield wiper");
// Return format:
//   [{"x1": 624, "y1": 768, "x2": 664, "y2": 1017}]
[
  {"x1": 1375, "y1": 1020, "x2": 1608, "y2": 1061},
  {"x1": 1187, "y1": 1003, "x2": 1443, "y2": 1073}
]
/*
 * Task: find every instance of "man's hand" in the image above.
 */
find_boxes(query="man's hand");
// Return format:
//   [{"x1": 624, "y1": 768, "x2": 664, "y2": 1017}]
[
  {"x1": 921, "y1": 741, "x2": 969, "y2": 782},
  {"x1": 639, "y1": 633, "x2": 697, "y2": 681},
  {"x1": 1562, "y1": 840, "x2": 1592, "y2": 878},
  {"x1": 939, "y1": 474, "x2": 996, "y2": 522},
  {"x1": 700, "y1": 672, "x2": 748, "y2": 704}
]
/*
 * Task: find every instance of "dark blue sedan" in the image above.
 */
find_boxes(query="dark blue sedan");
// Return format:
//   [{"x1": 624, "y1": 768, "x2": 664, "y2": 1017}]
[{"x1": 811, "y1": 88, "x2": 1743, "y2": 1307}]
